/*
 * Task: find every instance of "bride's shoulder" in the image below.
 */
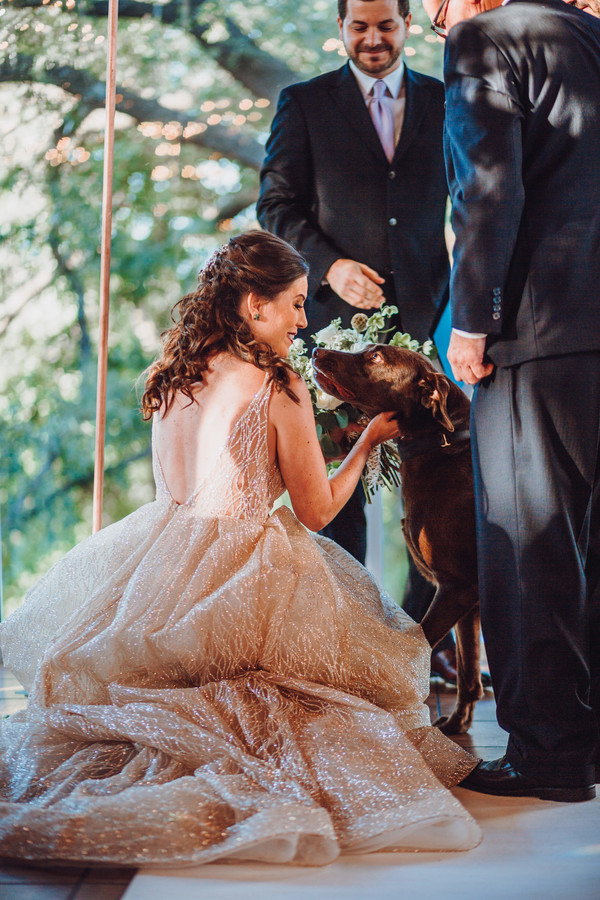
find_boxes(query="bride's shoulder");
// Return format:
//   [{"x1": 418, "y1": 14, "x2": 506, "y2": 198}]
[{"x1": 269, "y1": 371, "x2": 311, "y2": 423}]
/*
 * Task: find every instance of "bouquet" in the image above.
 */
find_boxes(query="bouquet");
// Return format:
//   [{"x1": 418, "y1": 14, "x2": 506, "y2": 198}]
[{"x1": 288, "y1": 305, "x2": 438, "y2": 500}]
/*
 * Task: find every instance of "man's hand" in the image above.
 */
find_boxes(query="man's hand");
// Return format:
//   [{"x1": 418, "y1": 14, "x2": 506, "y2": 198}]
[
  {"x1": 447, "y1": 332, "x2": 494, "y2": 385},
  {"x1": 563, "y1": 0, "x2": 600, "y2": 17},
  {"x1": 325, "y1": 259, "x2": 385, "y2": 309}
]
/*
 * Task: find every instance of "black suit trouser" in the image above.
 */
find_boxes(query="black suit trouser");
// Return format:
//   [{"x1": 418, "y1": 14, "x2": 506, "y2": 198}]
[
  {"x1": 320, "y1": 481, "x2": 367, "y2": 564},
  {"x1": 471, "y1": 352, "x2": 600, "y2": 787}
]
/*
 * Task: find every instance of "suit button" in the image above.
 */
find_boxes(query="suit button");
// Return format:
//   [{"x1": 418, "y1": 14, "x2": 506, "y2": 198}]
[
  {"x1": 389, "y1": 170, "x2": 396, "y2": 179},
  {"x1": 492, "y1": 312, "x2": 501, "y2": 320},
  {"x1": 389, "y1": 217, "x2": 398, "y2": 226}
]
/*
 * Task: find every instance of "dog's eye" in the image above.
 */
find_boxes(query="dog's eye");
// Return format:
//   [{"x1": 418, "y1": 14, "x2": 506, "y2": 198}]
[{"x1": 369, "y1": 351, "x2": 384, "y2": 363}]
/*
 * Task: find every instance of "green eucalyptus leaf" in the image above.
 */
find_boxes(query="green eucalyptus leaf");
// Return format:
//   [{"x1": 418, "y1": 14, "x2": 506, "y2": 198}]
[{"x1": 335, "y1": 408, "x2": 349, "y2": 427}]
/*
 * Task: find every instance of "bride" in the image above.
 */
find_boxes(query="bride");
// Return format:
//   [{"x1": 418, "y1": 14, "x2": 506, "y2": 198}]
[{"x1": 0, "y1": 231, "x2": 481, "y2": 866}]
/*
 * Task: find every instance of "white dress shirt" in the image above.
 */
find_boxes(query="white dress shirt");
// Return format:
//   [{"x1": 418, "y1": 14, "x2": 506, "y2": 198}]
[{"x1": 349, "y1": 59, "x2": 406, "y2": 149}]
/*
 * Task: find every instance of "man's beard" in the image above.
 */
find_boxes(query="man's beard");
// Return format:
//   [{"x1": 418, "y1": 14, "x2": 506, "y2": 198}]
[{"x1": 348, "y1": 42, "x2": 402, "y2": 76}]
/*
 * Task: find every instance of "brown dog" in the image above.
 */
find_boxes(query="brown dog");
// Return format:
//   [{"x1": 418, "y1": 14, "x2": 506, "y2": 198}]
[{"x1": 312, "y1": 344, "x2": 484, "y2": 734}]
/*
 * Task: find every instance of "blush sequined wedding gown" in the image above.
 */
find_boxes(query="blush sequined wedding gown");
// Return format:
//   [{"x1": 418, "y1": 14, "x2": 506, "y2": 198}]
[{"x1": 0, "y1": 377, "x2": 481, "y2": 865}]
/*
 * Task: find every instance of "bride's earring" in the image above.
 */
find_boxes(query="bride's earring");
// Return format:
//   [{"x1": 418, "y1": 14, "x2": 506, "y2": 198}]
[{"x1": 253, "y1": 313, "x2": 260, "y2": 320}]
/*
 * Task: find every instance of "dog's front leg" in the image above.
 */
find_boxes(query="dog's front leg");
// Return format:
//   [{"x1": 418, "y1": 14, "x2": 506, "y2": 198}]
[
  {"x1": 420, "y1": 582, "x2": 475, "y2": 650},
  {"x1": 434, "y1": 605, "x2": 484, "y2": 735}
]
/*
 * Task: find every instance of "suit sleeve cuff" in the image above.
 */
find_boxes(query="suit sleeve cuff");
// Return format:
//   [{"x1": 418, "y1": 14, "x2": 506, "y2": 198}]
[{"x1": 452, "y1": 328, "x2": 487, "y2": 339}]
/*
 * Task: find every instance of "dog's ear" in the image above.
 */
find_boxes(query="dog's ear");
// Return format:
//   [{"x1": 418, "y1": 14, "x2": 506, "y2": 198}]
[{"x1": 418, "y1": 372, "x2": 454, "y2": 432}]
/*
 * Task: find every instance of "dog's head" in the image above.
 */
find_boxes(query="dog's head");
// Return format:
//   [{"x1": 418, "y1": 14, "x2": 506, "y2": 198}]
[{"x1": 312, "y1": 344, "x2": 466, "y2": 433}]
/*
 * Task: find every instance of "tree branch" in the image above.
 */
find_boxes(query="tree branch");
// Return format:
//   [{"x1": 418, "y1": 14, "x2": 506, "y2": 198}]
[
  {"x1": 12, "y1": 0, "x2": 298, "y2": 102},
  {"x1": 190, "y1": 16, "x2": 298, "y2": 102},
  {"x1": 8, "y1": 447, "x2": 152, "y2": 529},
  {"x1": 0, "y1": 267, "x2": 56, "y2": 338},
  {"x1": 213, "y1": 188, "x2": 259, "y2": 225},
  {"x1": 0, "y1": 54, "x2": 265, "y2": 169}
]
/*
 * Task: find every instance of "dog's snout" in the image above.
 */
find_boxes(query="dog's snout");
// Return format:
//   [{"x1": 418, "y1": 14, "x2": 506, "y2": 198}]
[{"x1": 312, "y1": 347, "x2": 332, "y2": 371}]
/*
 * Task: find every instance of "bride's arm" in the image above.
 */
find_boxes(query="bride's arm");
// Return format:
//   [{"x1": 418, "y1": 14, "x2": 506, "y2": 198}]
[{"x1": 271, "y1": 376, "x2": 399, "y2": 532}]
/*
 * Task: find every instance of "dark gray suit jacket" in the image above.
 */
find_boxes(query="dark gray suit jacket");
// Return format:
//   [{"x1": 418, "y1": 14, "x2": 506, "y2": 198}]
[
  {"x1": 444, "y1": 0, "x2": 600, "y2": 366},
  {"x1": 257, "y1": 63, "x2": 450, "y2": 342}
]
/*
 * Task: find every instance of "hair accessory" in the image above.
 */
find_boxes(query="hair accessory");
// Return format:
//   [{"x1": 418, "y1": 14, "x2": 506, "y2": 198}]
[{"x1": 253, "y1": 313, "x2": 260, "y2": 321}]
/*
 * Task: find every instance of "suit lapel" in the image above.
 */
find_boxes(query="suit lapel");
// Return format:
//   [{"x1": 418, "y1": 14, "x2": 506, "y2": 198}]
[
  {"x1": 392, "y1": 67, "x2": 431, "y2": 164},
  {"x1": 329, "y1": 64, "x2": 390, "y2": 165},
  {"x1": 329, "y1": 64, "x2": 433, "y2": 166}
]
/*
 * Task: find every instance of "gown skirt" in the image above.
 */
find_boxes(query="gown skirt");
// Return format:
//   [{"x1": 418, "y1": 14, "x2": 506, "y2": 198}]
[{"x1": 0, "y1": 381, "x2": 481, "y2": 865}]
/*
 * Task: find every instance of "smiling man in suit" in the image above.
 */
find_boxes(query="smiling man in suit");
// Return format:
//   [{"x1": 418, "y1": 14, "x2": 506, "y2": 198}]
[
  {"x1": 422, "y1": 0, "x2": 600, "y2": 800},
  {"x1": 257, "y1": 1, "x2": 454, "y2": 669},
  {"x1": 258, "y1": 0, "x2": 449, "y2": 344}
]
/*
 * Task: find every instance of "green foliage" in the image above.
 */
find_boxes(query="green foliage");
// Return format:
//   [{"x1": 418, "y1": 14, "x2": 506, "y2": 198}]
[{"x1": 0, "y1": 0, "x2": 444, "y2": 614}]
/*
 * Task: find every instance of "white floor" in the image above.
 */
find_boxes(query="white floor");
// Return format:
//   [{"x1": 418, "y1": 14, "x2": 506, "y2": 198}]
[{"x1": 125, "y1": 789, "x2": 600, "y2": 900}]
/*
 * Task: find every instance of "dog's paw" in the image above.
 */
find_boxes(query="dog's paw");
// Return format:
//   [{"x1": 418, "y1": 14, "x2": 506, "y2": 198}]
[{"x1": 433, "y1": 708, "x2": 474, "y2": 734}]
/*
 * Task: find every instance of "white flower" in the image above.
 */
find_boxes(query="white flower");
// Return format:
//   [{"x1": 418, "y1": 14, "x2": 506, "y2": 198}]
[
  {"x1": 315, "y1": 389, "x2": 344, "y2": 411},
  {"x1": 313, "y1": 322, "x2": 340, "y2": 345}
]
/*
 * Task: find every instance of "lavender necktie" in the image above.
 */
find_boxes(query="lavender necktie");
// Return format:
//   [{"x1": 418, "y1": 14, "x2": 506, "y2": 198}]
[{"x1": 368, "y1": 79, "x2": 395, "y2": 163}]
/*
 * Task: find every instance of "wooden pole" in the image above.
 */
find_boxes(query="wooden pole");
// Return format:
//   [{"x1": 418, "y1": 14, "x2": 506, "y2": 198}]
[{"x1": 92, "y1": 0, "x2": 119, "y2": 533}]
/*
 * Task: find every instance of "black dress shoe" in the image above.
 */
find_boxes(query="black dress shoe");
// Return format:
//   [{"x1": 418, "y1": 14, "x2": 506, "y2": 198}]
[
  {"x1": 459, "y1": 756, "x2": 596, "y2": 803},
  {"x1": 430, "y1": 649, "x2": 458, "y2": 685}
]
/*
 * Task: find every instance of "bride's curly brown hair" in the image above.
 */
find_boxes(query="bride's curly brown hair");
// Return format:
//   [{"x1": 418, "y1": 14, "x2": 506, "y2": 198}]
[{"x1": 141, "y1": 231, "x2": 309, "y2": 419}]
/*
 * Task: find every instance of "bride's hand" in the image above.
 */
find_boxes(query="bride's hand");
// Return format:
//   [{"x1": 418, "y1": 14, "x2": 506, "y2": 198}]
[
  {"x1": 362, "y1": 412, "x2": 400, "y2": 448},
  {"x1": 323, "y1": 422, "x2": 366, "y2": 461}
]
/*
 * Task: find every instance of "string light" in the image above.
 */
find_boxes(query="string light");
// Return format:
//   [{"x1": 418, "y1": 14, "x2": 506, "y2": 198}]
[
  {"x1": 151, "y1": 165, "x2": 171, "y2": 181},
  {"x1": 71, "y1": 147, "x2": 90, "y2": 163},
  {"x1": 155, "y1": 142, "x2": 181, "y2": 157},
  {"x1": 162, "y1": 122, "x2": 182, "y2": 139},
  {"x1": 183, "y1": 122, "x2": 207, "y2": 137},
  {"x1": 139, "y1": 122, "x2": 163, "y2": 138}
]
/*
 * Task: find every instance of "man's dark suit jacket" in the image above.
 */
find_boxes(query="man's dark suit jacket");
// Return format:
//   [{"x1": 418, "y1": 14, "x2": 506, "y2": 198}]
[
  {"x1": 257, "y1": 63, "x2": 449, "y2": 342},
  {"x1": 444, "y1": 0, "x2": 600, "y2": 365}
]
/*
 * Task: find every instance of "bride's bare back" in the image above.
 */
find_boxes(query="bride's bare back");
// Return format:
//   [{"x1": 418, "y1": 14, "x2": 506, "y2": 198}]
[
  {"x1": 154, "y1": 351, "x2": 400, "y2": 530},
  {"x1": 154, "y1": 355, "x2": 276, "y2": 505}
]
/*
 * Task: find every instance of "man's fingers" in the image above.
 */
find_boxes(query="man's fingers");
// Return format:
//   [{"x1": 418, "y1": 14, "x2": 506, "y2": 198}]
[
  {"x1": 472, "y1": 361, "x2": 495, "y2": 379},
  {"x1": 357, "y1": 263, "x2": 385, "y2": 284},
  {"x1": 449, "y1": 361, "x2": 494, "y2": 384},
  {"x1": 325, "y1": 259, "x2": 385, "y2": 306},
  {"x1": 342, "y1": 277, "x2": 384, "y2": 308},
  {"x1": 345, "y1": 288, "x2": 383, "y2": 309}
]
